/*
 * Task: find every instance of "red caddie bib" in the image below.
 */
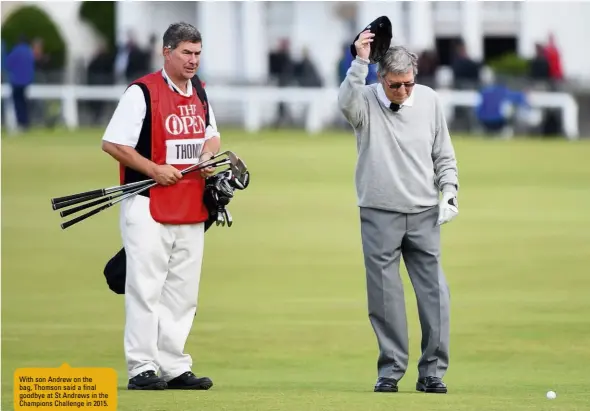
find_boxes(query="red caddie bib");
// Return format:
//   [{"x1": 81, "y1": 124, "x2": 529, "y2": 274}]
[{"x1": 134, "y1": 72, "x2": 209, "y2": 225}]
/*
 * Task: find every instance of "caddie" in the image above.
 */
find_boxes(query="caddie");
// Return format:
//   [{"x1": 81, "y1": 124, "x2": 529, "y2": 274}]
[{"x1": 101, "y1": 22, "x2": 219, "y2": 391}]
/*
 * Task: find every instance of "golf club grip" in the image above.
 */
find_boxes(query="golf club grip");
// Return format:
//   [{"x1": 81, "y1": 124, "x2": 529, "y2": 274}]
[
  {"x1": 52, "y1": 191, "x2": 105, "y2": 210},
  {"x1": 51, "y1": 189, "x2": 104, "y2": 206},
  {"x1": 61, "y1": 203, "x2": 111, "y2": 230},
  {"x1": 59, "y1": 194, "x2": 116, "y2": 218}
]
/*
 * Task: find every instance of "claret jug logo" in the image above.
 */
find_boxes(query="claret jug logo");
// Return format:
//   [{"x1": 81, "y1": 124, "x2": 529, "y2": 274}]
[{"x1": 165, "y1": 104, "x2": 206, "y2": 136}]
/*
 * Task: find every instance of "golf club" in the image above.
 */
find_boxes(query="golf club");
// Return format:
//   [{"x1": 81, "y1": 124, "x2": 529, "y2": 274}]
[
  {"x1": 54, "y1": 150, "x2": 247, "y2": 230},
  {"x1": 51, "y1": 151, "x2": 239, "y2": 210},
  {"x1": 58, "y1": 158, "x2": 232, "y2": 230}
]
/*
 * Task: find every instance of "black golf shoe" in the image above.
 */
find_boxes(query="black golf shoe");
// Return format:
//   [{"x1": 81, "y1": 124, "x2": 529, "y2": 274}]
[
  {"x1": 374, "y1": 377, "x2": 398, "y2": 393},
  {"x1": 166, "y1": 371, "x2": 213, "y2": 390},
  {"x1": 128, "y1": 370, "x2": 167, "y2": 390},
  {"x1": 416, "y1": 376, "x2": 447, "y2": 393}
]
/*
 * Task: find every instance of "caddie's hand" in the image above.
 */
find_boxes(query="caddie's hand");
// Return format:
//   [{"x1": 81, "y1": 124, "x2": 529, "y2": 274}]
[
  {"x1": 152, "y1": 164, "x2": 183, "y2": 186},
  {"x1": 437, "y1": 192, "x2": 459, "y2": 226},
  {"x1": 354, "y1": 30, "x2": 375, "y2": 61},
  {"x1": 199, "y1": 151, "x2": 216, "y2": 178}
]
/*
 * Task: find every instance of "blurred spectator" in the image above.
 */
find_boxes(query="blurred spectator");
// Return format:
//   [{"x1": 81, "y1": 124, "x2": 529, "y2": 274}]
[
  {"x1": 529, "y1": 43, "x2": 550, "y2": 82},
  {"x1": 87, "y1": 43, "x2": 115, "y2": 124},
  {"x1": 543, "y1": 33, "x2": 564, "y2": 86},
  {"x1": 268, "y1": 38, "x2": 295, "y2": 127},
  {"x1": 32, "y1": 38, "x2": 51, "y2": 81},
  {"x1": 451, "y1": 39, "x2": 481, "y2": 89},
  {"x1": 1, "y1": 40, "x2": 6, "y2": 125},
  {"x1": 5, "y1": 35, "x2": 35, "y2": 130},
  {"x1": 1, "y1": 39, "x2": 7, "y2": 82},
  {"x1": 337, "y1": 44, "x2": 351, "y2": 84},
  {"x1": 29, "y1": 37, "x2": 54, "y2": 126},
  {"x1": 337, "y1": 43, "x2": 377, "y2": 86},
  {"x1": 367, "y1": 62, "x2": 377, "y2": 85},
  {"x1": 148, "y1": 34, "x2": 162, "y2": 72},
  {"x1": 114, "y1": 30, "x2": 150, "y2": 83},
  {"x1": 294, "y1": 47, "x2": 323, "y2": 127},
  {"x1": 417, "y1": 49, "x2": 439, "y2": 88},
  {"x1": 294, "y1": 47, "x2": 322, "y2": 87},
  {"x1": 474, "y1": 70, "x2": 529, "y2": 138},
  {"x1": 450, "y1": 39, "x2": 481, "y2": 131},
  {"x1": 88, "y1": 43, "x2": 114, "y2": 85}
]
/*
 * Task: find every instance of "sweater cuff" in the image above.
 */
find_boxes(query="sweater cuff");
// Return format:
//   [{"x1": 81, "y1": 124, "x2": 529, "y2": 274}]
[
  {"x1": 355, "y1": 56, "x2": 370, "y2": 65},
  {"x1": 442, "y1": 184, "x2": 458, "y2": 196}
]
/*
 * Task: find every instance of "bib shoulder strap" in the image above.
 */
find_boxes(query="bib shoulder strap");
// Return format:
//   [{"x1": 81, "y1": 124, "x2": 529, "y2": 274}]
[{"x1": 191, "y1": 74, "x2": 210, "y2": 127}]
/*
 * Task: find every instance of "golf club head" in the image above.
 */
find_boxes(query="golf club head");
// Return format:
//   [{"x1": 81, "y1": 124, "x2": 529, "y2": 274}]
[
  {"x1": 224, "y1": 209, "x2": 233, "y2": 227},
  {"x1": 216, "y1": 211, "x2": 225, "y2": 226},
  {"x1": 232, "y1": 170, "x2": 250, "y2": 190},
  {"x1": 225, "y1": 151, "x2": 248, "y2": 181}
]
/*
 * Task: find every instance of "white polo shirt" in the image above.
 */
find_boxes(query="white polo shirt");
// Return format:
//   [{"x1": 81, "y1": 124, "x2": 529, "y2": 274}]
[
  {"x1": 102, "y1": 68, "x2": 220, "y2": 148},
  {"x1": 376, "y1": 83, "x2": 415, "y2": 110}
]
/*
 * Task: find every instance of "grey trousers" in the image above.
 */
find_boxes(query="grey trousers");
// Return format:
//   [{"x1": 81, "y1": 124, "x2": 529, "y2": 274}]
[{"x1": 359, "y1": 206, "x2": 450, "y2": 381}]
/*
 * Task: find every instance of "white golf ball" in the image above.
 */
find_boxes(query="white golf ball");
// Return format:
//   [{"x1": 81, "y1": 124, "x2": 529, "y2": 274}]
[{"x1": 546, "y1": 390, "x2": 556, "y2": 399}]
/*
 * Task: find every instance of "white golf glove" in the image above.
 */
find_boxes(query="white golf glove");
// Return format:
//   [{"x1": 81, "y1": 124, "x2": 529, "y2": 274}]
[{"x1": 437, "y1": 191, "x2": 459, "y2": 226}]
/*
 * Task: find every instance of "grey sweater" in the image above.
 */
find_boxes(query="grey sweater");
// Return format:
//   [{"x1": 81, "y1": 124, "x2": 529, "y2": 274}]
[{"x1": 338, "y1": 57, "x2": 459, "y2": 214}]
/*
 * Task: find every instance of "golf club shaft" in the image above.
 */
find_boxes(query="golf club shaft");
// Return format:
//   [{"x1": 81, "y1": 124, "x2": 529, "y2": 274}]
[
  {"x1": 54, "y1": 158, "x2": 231, "y2": 211},
  {"x1": 52, "y1": 182, "x2": 150, "y2": 211},
  {"x1": 59, "y1": 159, "x2": 232, "y2": 229},
  {"x1": 61, "y1": 181, "x2": 157, "y2": 230},
  {"x1": 52, "y1": 153, "x2": 230, "y2": 207},
  {"x1": 59, "y1": 190, "x2": 129, "y2": 218}
]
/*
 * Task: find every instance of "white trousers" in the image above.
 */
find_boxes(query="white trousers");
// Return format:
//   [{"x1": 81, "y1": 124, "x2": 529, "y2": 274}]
[{"x1": 119, "y1": 195, "x2": 205, "y2": 381}]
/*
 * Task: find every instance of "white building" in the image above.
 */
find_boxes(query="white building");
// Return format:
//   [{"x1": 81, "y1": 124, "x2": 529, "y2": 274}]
[
  {"x1": 1, "y1": 1, "x2": 588, "y2": 135},
  {"x1": 112, "y1": 1, "x2": 590, "y2": 87},
  {"x1": 2, "y1": 1, "x2": 590, "y2": 86}
]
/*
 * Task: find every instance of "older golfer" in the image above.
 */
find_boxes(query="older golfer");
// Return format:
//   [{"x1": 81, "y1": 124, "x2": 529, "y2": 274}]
[{"x1": 338, "y1": 30, "x2": 459, "y2": 394}]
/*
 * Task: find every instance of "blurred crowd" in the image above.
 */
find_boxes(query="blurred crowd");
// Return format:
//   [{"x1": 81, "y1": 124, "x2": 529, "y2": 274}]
[
  {"x1": 0, "y1": 30, "x2": 568, "y2": 137},
  {"x1": 1, "y1": 35, "x2": 52, "y2": 130},
  {"x1": 404, "y1": 35, "x2": 565, "y2": 137}
]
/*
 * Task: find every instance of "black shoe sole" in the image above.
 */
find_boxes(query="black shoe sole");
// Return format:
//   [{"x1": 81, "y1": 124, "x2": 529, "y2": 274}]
[
  {"x1": 128, "y1": 381, "x2": 168, "y2": 390},
  {"x1": 167, "y1": 379, "x2": 213, "y2": 390},
  {"x1": 416, "y1": 383, "x2": 447, "y2": 394},
  {"x1": 374, "y1": 386, "x2": 398, "y2": 393}
]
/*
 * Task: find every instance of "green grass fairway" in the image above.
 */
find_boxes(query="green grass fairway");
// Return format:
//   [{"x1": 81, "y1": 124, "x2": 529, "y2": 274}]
[{"x1": 3, "y1": 128, "x2": 590, "y2": 411}]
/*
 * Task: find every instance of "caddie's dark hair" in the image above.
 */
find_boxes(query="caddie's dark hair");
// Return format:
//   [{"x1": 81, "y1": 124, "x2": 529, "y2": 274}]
[{"x1": 163, "y1": 22, "x2": 202, "y2": 50}]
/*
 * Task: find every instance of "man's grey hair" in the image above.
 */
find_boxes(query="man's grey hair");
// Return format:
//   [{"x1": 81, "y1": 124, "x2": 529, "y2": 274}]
[
  {"x1": 378, "y1": 45, "x2": 419, "y2": 78},
  {"x1": 163, "y1": 22, "x2": 202, "y2": 50}
]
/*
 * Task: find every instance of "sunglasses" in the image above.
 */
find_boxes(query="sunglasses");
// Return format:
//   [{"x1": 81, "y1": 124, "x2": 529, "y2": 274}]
[{"x1": 383, "y1": 78, "x2": 416, "y2": 90}]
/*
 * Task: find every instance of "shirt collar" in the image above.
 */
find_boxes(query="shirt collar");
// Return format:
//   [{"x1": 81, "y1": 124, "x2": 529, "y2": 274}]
[
  {"x1": 377, "y1": 83, "x2": 415, "y2": 109},
  {"x1": 161, "y1": 68, "x2": 193, "y2": 97}
]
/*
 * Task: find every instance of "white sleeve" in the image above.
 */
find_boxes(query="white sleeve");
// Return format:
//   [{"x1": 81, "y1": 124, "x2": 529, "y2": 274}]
[
  {"x1": 101, "y1": 85, "x2": 146, "y2": 148},
  {"x1": 204, "y1": 102, "x2": 221, "y2": 140}
]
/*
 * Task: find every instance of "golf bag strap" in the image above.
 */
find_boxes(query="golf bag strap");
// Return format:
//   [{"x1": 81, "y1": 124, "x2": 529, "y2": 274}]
[
  {"x1": 119, "y1": 81, "x2": 154, "y2": 192},
  {"x1": 190, "y1": 74, "x2": 210, "y2": 127}
]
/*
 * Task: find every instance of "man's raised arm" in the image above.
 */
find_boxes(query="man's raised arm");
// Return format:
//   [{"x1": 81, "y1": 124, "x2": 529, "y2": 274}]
[{"x1": 338, "y1": 30, "x2": 375, "y2": 128}]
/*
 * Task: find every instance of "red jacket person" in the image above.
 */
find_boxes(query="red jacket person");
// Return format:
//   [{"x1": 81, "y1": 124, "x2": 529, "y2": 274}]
[{"x1": 101, "y1": 22, "x2": 219, "y2": 391}]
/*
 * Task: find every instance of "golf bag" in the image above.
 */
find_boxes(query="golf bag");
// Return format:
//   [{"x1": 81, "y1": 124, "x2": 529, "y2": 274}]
[{"x1": 103, "y1": 169, "x2": 250, "y2": 295}]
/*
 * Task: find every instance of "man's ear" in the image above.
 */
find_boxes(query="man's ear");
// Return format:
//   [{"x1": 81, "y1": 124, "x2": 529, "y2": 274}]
[{"x1": 162, "y1": 46, "x2": 171, "y2": 60}]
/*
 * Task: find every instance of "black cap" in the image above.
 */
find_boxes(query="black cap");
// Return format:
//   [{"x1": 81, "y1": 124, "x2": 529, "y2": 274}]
[{"x1": 350, "y1": 16, "x2": 393, "y2": 64}]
